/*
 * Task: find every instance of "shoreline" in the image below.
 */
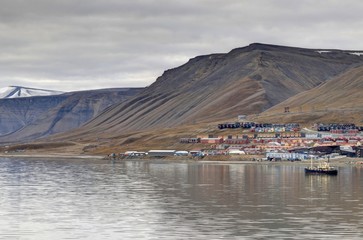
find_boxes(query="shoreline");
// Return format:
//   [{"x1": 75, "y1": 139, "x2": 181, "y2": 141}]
[
  {"x1": 0, "y1": 153, "x2": 104, "y2": 160},
  {"x1": 1, "y1": 153, "x2": 362, "y2": 167}
]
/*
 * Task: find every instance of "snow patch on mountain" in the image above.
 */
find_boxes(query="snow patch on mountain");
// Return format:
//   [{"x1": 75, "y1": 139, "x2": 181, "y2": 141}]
[
  {"x1": 0, "y1": 86, "x2": 64, "y2": 99},
  {"x1": 348, "y1": 52, "x2": 363, "y2": 56}
]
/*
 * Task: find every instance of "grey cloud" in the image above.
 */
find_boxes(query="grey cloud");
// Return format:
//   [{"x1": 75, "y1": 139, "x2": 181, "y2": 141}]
[{"x1": 1, "y1": 0, "x2": 363, "y2": 91}]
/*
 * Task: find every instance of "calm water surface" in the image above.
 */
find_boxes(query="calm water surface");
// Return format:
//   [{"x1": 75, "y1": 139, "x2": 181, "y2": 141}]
[{"x1": 0, "y1": 157, "x2": 363, "y2": 239}]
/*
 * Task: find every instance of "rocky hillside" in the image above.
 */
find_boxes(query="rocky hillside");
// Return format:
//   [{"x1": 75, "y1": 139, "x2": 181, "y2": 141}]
[
  {"x1": 255, "y1": 63, "x2": 363, "y2": 124},
  {"x1": 0, "y1": 88, "x2": 142, "y2": 143},
  {"x1": 60, "y1": 43, "x2": 363, "y2": 141},
  {"x1": 0, "y1": 95, "x2": 67, "y2": 136}
]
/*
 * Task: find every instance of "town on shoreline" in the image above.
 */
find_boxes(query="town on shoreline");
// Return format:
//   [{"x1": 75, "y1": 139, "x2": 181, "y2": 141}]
[{"x1": 110, "y1": 121, "x2": 363, "y2": 163}]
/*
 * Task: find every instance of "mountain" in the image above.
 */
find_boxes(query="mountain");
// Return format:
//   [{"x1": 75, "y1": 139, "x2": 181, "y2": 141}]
[
  {"x1": 255, "y1": 64, "x2": 363, "y2": 124},
  {"x1": 59, "y1": 43, "x2": 363, "y2": 142},
  {"x1": 3, "y1": 43, "x2": 363, "y2": 154},
  {"x1": 0, "y1": 86, "x2": 64, "y2": 99},
  {"x1": 0, "y1": 88, "x2": 142, "y2": 143}
]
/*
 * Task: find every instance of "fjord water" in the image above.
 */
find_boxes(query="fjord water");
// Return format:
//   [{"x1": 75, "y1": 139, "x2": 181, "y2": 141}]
[{"x1": 1, "y1": 158, "x2": 362, "y2": 239}]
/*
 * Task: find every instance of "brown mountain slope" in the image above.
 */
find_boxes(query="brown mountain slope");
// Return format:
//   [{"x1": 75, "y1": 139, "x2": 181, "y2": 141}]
[
  {"x1": 57, "y1": 43, "x2": 363, "y2": 141},
  {"x1": 255, "y1": 64, "x2": 363, "y2": 124}
]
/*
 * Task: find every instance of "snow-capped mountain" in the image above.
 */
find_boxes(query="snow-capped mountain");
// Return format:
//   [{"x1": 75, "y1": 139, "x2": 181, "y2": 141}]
[{"x1": 0, "y1": 86, "x2": 64, "y2": 99}]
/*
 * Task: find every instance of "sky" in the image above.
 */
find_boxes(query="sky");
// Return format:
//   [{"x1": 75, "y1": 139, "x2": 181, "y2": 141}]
[{"x1": 1, "y1": 0, "x2": 363, "y2": 92}]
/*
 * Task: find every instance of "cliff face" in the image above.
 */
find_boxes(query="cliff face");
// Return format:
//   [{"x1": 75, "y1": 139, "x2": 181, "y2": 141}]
[
  {"x1": 0, "y1": 88, "x2": 142, "y2": 143},
  {"x1": 69, "y1": 43, "x2": 363, "y2": 139}
]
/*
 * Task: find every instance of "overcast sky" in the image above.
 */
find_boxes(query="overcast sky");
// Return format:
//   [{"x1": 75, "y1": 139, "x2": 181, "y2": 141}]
[{"x1": 1, "y1": 0, "x2": 363, "y2": 91}]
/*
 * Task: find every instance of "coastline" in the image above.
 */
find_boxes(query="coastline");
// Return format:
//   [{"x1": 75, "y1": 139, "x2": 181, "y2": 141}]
[
  {"x1": 0, "y1": 153, "x2": 104, "y2": 160},
  {"x1": 1, "y1": 153, "x2": 362, "y2": 167}
]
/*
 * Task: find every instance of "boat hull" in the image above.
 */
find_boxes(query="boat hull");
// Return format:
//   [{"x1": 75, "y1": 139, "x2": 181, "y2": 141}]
[{"x1": 304, "y1": 168, "x2": 338, "y2": 175}]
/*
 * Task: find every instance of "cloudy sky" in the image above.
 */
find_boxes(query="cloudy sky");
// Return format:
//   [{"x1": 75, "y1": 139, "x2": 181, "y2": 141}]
[{"x1": 1, "y1": 0, "x2": 363, "y2": 91}]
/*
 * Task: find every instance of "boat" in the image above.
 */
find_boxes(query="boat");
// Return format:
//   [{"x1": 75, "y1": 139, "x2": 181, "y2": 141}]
[{"x1": 305, "y1": 161, "x2": 338, "y2": 175}]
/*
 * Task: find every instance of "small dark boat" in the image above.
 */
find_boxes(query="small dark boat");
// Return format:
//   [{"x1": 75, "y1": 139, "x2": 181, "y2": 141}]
[
  {"x1": 305, "y1": 167, "x2": 338, "y2": 175},
  {"x1": 305, "y1": 161, "x2": 338, "y2": 175}
]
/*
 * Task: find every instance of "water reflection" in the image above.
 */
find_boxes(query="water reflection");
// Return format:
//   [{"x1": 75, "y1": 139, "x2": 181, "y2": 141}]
[{"x1": 0, "y1": 158, "x2": 363, "y2": 239}]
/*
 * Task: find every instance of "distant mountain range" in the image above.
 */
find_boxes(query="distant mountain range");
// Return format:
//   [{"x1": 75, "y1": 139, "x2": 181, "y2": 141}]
[
  {"x1": 0, "y1": 88, "x2": 143, "y2": 143},
  {"x1": 0, "y1": 86, "x2": 64, "y2": 98}
]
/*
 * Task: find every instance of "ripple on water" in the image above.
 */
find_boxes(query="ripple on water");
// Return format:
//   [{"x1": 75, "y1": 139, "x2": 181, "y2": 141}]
[{"x1": 0, "y1": 159, "x2": 363, "y2": 239}]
